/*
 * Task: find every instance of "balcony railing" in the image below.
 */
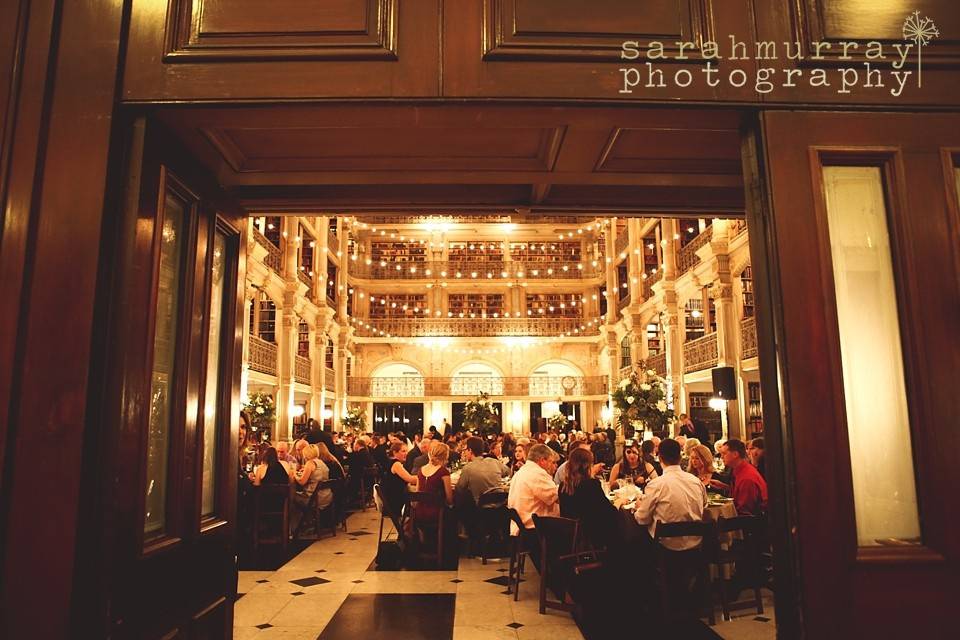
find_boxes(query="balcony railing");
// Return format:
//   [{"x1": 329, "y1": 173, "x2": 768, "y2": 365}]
[
  {"x1": 617, "y1": 293, "x2": 631, "y2": 310},
  {"x1": 614, "y1": 231, "x2": 629, "y2": 257},
  {"x1": 740, "y1": 316, "x2": 758, "y2": 359},
  {"x1": 248, "y1": 335, "x2": 278, "y2": 376},
  {"x1": 297, "y1": 269, "x2": 312, "y2": 291},
  {"x1": 618, "y1": 365, "x2": 633, "y2": 380},
  {"x1": 294, "y1": 355, "x2": 312, "y2": 384},
  {"x1": 641, "y1": 269, "x2": 664, "y2": 300},
  {"x1": 362, "y1": 214, "x2": 513, "y2": 224},
  {"x1": 253, "y1": 228, "x2": 282, "y2": 274},
  {"x1": 677, "y1": 226, "x2": 713, "y2": 275},
  {"x1": 349, "y1": 260, "x2": 601, "y2": 281},
  {"x1": 647, "y1": 352, "x2": 667, "y2": 377},
  {"x1": 729, "y1": 219, "x2": 748, "y2": 238},
  {"x1": 347, "y1": 375, "x2": 608, "y2": 398},
  {"x1": 327, "y1": 229, "x2": 338, "y2": 254},
  {"x1": 324, "y1": 368, "x2": 336, "y2": 391},
  {"x1": 352, "y1": 317, "x2": 599, "y2": 338},
  {"x1": 683, "y1": 332, "x2": 719, "y2": 373}
]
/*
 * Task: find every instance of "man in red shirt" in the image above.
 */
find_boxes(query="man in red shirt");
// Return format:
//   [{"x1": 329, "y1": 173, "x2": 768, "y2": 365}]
[{"x1": 721, "y1": 439, "x2": 768, "y2": 515}]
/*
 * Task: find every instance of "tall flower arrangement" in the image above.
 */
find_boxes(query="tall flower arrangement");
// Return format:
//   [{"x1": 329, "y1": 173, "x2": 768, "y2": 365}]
[
  {"x1": 611, "y1": 365, "x2": 674, "y2": 435},
  {"x1": 463, "y1": 391, "x2": 500, "y2": 435},
  {"x1": 340, "y1": 405, "x2": 367, "y2": 434},
  {"x1": 547, "y1": 412, "x2": 570, "y2": 432},
  {"x1": 244, "y1": 392, "x2": 276, "y2": 441}
]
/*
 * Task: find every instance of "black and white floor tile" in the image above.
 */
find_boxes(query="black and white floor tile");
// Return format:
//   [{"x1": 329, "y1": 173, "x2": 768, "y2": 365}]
[{"x1": 234, "y1": 509, "x2": 775, "y2": 639}]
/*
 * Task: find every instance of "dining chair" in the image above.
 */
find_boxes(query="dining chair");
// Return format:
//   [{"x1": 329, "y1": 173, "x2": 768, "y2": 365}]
[
  {"x1": 253, "y1": 483, "x2": 291, "y2": 556},
  {"x1": 714, "y1": 515, "x2": 766, "y2": 620},
  {"x1": 476, "y1": 488, "x2": 509, "y2": 565},
  {"x1": 506, "y1": 508, "x2": 530, "y2": 601},
  {"x1": 407, "y1": 491, "x2": 446, "y2": 568},
  {"x1": 654, "y1": 520, "x2": 717, "y2": 626}
]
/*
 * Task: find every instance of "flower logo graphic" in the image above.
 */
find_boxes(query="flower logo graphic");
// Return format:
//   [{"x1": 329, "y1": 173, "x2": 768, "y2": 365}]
[{"x1": 902, "y1": 10, "x2": 940, "y2": 87}]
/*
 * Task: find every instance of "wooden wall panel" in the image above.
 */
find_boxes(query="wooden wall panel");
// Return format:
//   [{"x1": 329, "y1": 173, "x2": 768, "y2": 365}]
[
  {"x1": 164, "y1": 0, "x2": 397, "y2": 61},
  {"x1": 444, "y1": 0, "x2": 758, "y2": 100},
  {"x1": 753, "y1": 0, "x2": 960, "y2": 105},
  {"x1": 124, "y1": 0, "x2": 438, "y2": 99}
]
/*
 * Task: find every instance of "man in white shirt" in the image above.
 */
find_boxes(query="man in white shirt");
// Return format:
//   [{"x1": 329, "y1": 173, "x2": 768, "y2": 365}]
[
  {"x1": 633, "y1": 438, "x2": 707, "y2": 552},
  {"x1": 507, "y1": 443, "x2": 560, "y2": 570}
]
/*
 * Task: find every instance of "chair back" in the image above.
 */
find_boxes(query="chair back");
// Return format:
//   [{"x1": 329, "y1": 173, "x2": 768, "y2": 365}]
[
  {"x1": 654, "y1": 519, "x2": 715, "y2": 549},
  {"x1": 507, "y1": 507, "x2": 526, "y2": 533},
  {"x1": 531, "y1": 514, "x2": 579, "y2": 561},
  {"x1": 478, "y1": 488, "x2": 508, "y2": 508},
  {"x1": 408, "y1": 490, "x2": 443, "y2": 510},
  {"x1": 373, "y1": 483, "x2": 385, "y2": 514}
]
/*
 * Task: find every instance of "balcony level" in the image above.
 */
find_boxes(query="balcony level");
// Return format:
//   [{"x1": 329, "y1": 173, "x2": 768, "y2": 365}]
[
  {"x1": 351, "y1": 317, "x2": 601, "y2": 338},
  {"x1": 347, "y1": 375, "x2": 608, "y2": 400}
]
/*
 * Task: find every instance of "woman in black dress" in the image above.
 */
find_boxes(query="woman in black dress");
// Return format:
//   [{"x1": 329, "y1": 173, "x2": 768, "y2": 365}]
[{"x1": 559, "y1": 448, "x2": 626, "y2": 551}]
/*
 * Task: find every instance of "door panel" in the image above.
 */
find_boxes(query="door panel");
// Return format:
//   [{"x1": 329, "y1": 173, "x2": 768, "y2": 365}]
[
  {"x1": 760, "y1": 111, "x2": 960, "y2": 637},
  {"x1": 100, "y1": 118, "x2": 246, "y2": 638}
]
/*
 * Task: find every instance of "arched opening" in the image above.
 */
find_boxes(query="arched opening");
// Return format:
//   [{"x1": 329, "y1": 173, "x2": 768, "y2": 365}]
[{"x1": 450, "y1": 360, "x2": 503, "y2": 396}]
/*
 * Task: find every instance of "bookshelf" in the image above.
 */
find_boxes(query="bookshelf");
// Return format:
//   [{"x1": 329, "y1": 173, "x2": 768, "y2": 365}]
[
  {"x1": 326, "y1": 261, "x2": 338, "y2": 304},
  {"x1": 448, "y1": 241, "x2": 503, "y2": 262},
  {"x1": 370, "y1": 241, "x2": 426, "y2": 263},
  {"x1": 448, "y1": 293, "x2": 504, "y2": 317},
  {"x1": 510, "y1": 241, "x2": 581, "y2": 262},
  {"x1": 646, "y1": 319, "x2": 662, "y2": 355},
  {"x1": 368, "y1": 294, "x2": 427, "y2": 318},
  {"x1": 748, "y1": 381, "x2": 764, "y2": 435},
  {"x1": 297, "y1": 318, "x2": 310, "y2": 357},
  {"x1": 525, "y1": 293, "x2": 582, "y2": 318},
  {"x1": 643, "y1": 234, "x2": 659, "y2": 274},
  {"x1": 741, "y1": 266, "x2": 755, "y2": 318},
  {"x1": 298, "y1": 223, "x2": 315, "y2": 278}
]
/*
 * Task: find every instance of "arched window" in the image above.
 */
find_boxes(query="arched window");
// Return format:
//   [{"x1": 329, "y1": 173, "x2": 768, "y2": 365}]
[
  {"x1": 450, "y1": 361, "x2": 503, "y2": 396},
  {"x1": 371, "y1": 362, "x2": 424, "y2": 398},
  {"x1": 529, "y1": 361, "x2": 583, "y2": 396}
]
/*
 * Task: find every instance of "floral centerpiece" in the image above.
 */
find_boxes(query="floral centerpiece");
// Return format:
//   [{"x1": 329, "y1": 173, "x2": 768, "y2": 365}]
[
  {"x1": 611, "y1": 364, "x2": 674, "y2": 437},
  {"x1": 244, "y1": 392, "x2": 276, "y2": 442},
  {"x1": 463, "y1": 391, "x2": 500, "y2": 435},
  {"x1": 340, "y1": 405, "x2": 367, "y2": 434},
  {"x1": 547, "y1": 412, "x2": 570, "y2": 432}
]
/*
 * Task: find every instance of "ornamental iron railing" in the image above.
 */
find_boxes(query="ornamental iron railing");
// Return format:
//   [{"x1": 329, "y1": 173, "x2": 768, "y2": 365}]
[
  {"x1": 347, "y1": 375, "x2": 607, "y2": 398},
  {"x1": 248, "y1": 335, "x2": 278, "y2": 376},
  {"x1": 683, "y1": 332, "x2": 719, "y2": 373}
]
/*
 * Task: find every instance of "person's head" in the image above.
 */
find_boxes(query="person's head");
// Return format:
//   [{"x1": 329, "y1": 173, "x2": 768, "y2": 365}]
[
  {"x1": 679, "y1": 413, "x2": 692, "y2": 425},
  {"x1": 721, "y1": 439, "x2": 748, "y2": 469},
  {"x1": 276, "y1": 441, "x2": 289, "y2": 457},
  {"x1": 316, "y1": 442, "x2": 338, "y2": 466},
  {"x1": 428, "y1": 441, "x2": 450, "y2": 466},
  {"x1": 464, "y1": 436, "x2": 485, "y2": 461},
  {"x1": 598, "y1": 432, "x2": 607, "y2": 443},
  {"x1": 302, "y1": 444, "x2": 319, "y2": 463},
  {"x1": 714, "y1": 438, "x2": 727, "y2": 455},
  {"x1": 389, "y1": 441, "x2": 407, "y2": 461},
  {"x1": 683, "y1": 437, "x2": 701, "y2": 457},
  {"x1": 658, "y1": 438, "x2": 682, "y2": 466},
  {"x1": 567, "y1": 439, "x2": 583, "y2": 456},
  {"x1": 260, "y1": 446, "x2": 279, "y2": 466},
  {"x1": 562, "y1": 447, "x2": 596, "y2": 495},
  {"x1": 747, "y1": 438, "x2": 765, "y2": 466},
  {"x1": 651, "y1": 436, "x2": 661, "y2": 455},
  {"x1": 489, "y1": 440, "x2": 503, "y2": 457},
  {"x1": 527, "y1": 443, "x2": 559, "y2": 474},
  {"x1": 413, "y1": 433, "x2": 422, "y2": 443},
  {"x1": 689, "y1": 444, "x2": 715, "y2": 475},
  {"x1": 641, "y1": 439, "x2": 656, "y2": 459},
  {"x1": 622, "y1": 443, "x2": 641, "y2": 468},
  {"x1": 675, "y1": 435, "x2": 687, "y2": 449},
  {"x1": 239, "y1": 411, "x2": 251, "y2": 444},
  {"x1": 419, "y1": 437, "x2": 432, "y2": 453}
]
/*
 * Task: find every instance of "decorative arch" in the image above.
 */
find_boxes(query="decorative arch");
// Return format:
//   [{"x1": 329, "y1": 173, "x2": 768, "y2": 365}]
[
  {"x1": 526, "y1": 359, "x2": 584, "y2": 378},
  {"x1": 526, "y1": 359, "x2": 585, "y2": 397},
  {"x1": 450, "y1": 359, "x2": 504, "y2": 396},
  {"x1": 369, "y1": 360, "x2": 424, "y2": 398}
]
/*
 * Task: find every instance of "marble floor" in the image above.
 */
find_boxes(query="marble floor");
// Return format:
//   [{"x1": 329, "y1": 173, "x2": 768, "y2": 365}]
[{"x1": 235, "y1": 508, "x2": 775, "y2": 639}]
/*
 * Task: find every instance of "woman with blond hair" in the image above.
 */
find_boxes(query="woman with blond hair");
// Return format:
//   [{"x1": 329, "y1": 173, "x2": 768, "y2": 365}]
[
  {"x1": 315, "y1": 441, "x2": 345, "y2": 481},
  {"x1": 688, "y1": 443, "x2": 728, "y2": 492},
  {"x1": 415, "y1": 441, "x2": 453, "y2": 518},
  {"x1": 293, "y1": 444, "x2": 332, "y2": 510}
]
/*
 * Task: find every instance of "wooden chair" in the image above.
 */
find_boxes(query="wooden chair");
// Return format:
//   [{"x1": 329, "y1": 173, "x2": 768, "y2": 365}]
[
  {"x1": 654, "y1": 520, "x2": 717, "y2": 626},
  {"x1": 407, "y1": 491, "x2": 446, "y2": 568},
  {"x1": 476, "y1": 488, "x2": 509, "y2": 565},
  {"x1": 359, "y1": 466, "x2": 380, "y2": 511},
  {"x1": 253, "y1": 484, "x2": 291, "y2": 556},
  {"x1": 530, "y1": 514, "x2": 579, "y2": 615},
  {"x1": 714, "y1": 515, "x2": 766, "y2": 620},
  {"x1": 292, "y1": 479, "x2": 338, "y2": 540},
  {"x1": 506, "y1": 508, "x2": 530, "y2": 601}
]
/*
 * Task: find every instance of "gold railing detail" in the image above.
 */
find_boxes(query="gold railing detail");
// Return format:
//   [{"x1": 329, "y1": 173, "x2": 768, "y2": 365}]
[
  {"x1": 324, "y1": 368, "x2": 336, "y2": 391},
  {"x1": 647, "y1": 352, "x2": 667, "y2": 377},
  {"x1": 349, "y1": 260, "x2": 600, "y2": 281},
  {"x1": 248, "y1": 335, "x2": 278, "y2": 376},
  {"x1": 741, "y1": 316, "x2": 758, "y2": 359},
  {"x1": 614, "y1": 231, "x2": 629, "y2": 257},
  {"x1": 642, "y1": 269, "x2": 663, "y2": 300},
  {"x1": 683, "y1": 332, "x2": 719, "y2": 373},
  {"x1": 294, "y1": 355, "x2": 312, "y2": 384},
  {"x1": 352, "y1": 317, "x2": 597, "y2": 337},
  {"x1": 347, "y1": 375, "x2": 608, "y2": 398},
  {"x1": 253, "y1": 228, "x2": 282, "y2": 273},
  {"x1": 677, "y1": 227, "x2": 713, "y2": 275}
]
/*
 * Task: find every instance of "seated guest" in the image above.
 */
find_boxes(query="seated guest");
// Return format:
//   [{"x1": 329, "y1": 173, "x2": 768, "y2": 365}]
[
  {"x1": 721, "y1": 439, "x2": 768, "y2": 515},
  {"x1": 642, "y1": 439, "x2": 663, "y2": 476},
  {"x1": 687, "y1": 444, "x2": 727, "y2": 492},
  {"x1": 317, "y1": 442, "x2": 345, "y2": 481},
  {"x1": 347, "y1": 437, "x2": 374, "y2": 493},
  {"x1": 747, "y1": 437, "x2": 766, "y2": 479},
  {"x1": 372, "y1": 434, "x2": 390, "y2": 470},
  {"x1": 293, "y1": 438, "x2": 309, "y2": 464},
  {"x1": 680, "y1": 437, "x2": 701, "y2": 471},
  {"x1": 445, "y1": 434, "x2": 461, "y2": 465},
  {"x1": 275, "y1": 441, "x2": 297, "y2": 471},
  {"x1": 382, "y1": 441, "x2": 418, "y2": 517},
  {"x1": 456, "y1": 436, "x2": 509, "y2": 506},
  {"x1": 591, "y1": 432, "x2": 615, "y2": 468},
  {"x1": 634, "y1": 439, "x2": 707, "y2": 554},
  {"x1": 559, "y1": 448, "x2": 625, "y2": 551},
  {"x1": 609, "y1": 442, "x2": 658, "y2": 489},
  {"x1": 545, "y1": 432, "x2": 563, "y2": 456},
  {"x1": 292, "y1": 445, "x2": 332, "y2": 531},
  {"x1": 555, "y1": 440, "x2": 600, "y2": 485},
  {"x1": 249, "y1": 446, "x2": 292, "y2": 486},
  {"x1": 507, "y1": 443, "x2": 560, "y2": 569},
  {"x1": 414, "y1": 442, "x2": 454, "y2": 527},
  {"x1": 428, "y1": 425, "x2": 440, "y2": 440},
  {"x1": 501, "y1": 432, "x2": 517, "y2": 463},
  {"x1": 510, "y1": 440, "x2": 528, "y2": 476},
  {"x1": 405, "y1": 437, "x2": 431, "y2": 476}
]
